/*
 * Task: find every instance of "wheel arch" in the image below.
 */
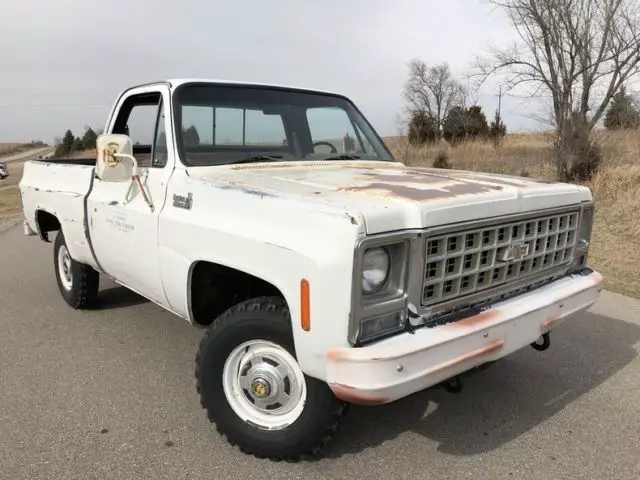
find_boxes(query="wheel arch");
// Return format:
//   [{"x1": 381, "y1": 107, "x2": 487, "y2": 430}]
[
  {"x1": 187, "y1": 259, "x2": 294, "y2": 329},
  {"x1": 34, "y1": 208, "x2": 61, "y2": 241}
]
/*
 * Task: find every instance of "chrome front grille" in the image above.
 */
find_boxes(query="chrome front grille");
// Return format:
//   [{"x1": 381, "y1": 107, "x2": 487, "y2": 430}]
[{"x1": 421, "y1": 209, "x2": 580, "y2": 307}]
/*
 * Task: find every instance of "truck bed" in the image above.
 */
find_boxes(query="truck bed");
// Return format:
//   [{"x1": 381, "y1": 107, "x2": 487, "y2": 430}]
[{"x1": 19, "y1": 160, "x2": 97, "y2": 266}]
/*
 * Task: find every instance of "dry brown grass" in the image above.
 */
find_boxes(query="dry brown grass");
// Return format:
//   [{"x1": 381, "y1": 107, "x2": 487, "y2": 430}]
[
  {"x1": 384, "y1": 129, "x2": 640, "y2": 298},
  {"x1": 0, "y1": 161, "x2": 27, "y2": 221},
  {"x1": 0, "y1": 143, "x2": 27, "y2": 156}
]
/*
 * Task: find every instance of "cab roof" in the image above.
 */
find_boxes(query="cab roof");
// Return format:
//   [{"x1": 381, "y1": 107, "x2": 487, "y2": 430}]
[{"x1": 135, "y1": 78, "x2": 342, "y2": 97}]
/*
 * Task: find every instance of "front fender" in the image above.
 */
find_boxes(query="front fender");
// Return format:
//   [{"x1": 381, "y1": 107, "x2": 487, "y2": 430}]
[
  {"x1": 158, "y1": 230, "x2": 357, "y2": 382},
  {"x1": 157, "y1": 176, "x2": 362, "y2": 382}
]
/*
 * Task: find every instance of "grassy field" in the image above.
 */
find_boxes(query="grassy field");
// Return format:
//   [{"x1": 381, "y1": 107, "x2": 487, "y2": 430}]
[
  {"x1": 384, "y1": 129, "x2": 640, "y2": 299},
  {"x1": 0, "y1": 143, "x2": 28, "y2": 156},
  {"x1": 0, "y1": 162, "x2": 27, "y2": 221},
  {"x1": 1, "y1": 132, "x2": 638, "y2": 298},
  {"x1": 0, "y1": 142, "x2": 48, "y2": 157}
]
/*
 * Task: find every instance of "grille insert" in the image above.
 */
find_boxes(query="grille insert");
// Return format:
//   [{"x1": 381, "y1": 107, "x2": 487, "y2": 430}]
[{"x1": 422, "y1": 210, "x2": 580, "y2": 306}]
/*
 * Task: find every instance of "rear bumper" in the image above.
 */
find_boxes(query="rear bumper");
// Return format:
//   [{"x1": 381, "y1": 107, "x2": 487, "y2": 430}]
[{"x1": 326, "y1": 268, "x2": 603, "y2": 405}]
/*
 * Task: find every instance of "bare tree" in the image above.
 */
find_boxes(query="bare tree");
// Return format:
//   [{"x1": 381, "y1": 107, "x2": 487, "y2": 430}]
[
  {"x1": 457, "y1": 81, "x2": 486, "y2": 139},
  {"x1": 403, "y1": 59, "x2": 465, "y2": 140},
  {"x1": 476, "y1": 0, "x2": 640, "y2": 180}
]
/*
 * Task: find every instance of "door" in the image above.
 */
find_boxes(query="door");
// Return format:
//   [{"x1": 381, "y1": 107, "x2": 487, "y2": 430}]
[{"x1": 87, "y1": 86, "x2": 174, "y2": 306}]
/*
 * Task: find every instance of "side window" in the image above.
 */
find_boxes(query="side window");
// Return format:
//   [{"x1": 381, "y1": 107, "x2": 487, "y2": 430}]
[
  {"x1": 152, "y1": 99, "x2": 168, "y2": 168},
  {"x1": 112, "y1": 92, "x2": 163, "y2": 167},
  {"x1": 306, "y1": 107, "x2": 360, "y2": 155},
  {"x1": 122, "y1": 104, "x2": 158, "y2": 167}
]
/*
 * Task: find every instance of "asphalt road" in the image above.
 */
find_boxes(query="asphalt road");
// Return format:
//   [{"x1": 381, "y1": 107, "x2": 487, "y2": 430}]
[
  {"x1": 1, "y1": 223, "x2": 639, "y2": 480},
  {"x1": 0, "y1": 147, "x2": 53, "y2": 164}
]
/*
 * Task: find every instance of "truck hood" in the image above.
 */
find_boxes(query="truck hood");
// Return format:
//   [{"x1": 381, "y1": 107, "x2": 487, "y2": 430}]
[{"x1": 193, "y1": 160, "x2": 590, "y2": 234}]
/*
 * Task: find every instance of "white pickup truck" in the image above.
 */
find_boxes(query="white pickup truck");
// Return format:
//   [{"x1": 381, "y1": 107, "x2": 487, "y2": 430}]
[{"x1": 19, "y1": 79, "x2": 602, "y2": 460}]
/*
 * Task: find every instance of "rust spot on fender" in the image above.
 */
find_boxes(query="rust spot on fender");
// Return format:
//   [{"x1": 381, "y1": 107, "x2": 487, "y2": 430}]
[
  {"x1": 329, "y1": 383, "x2": 390, "y2": 405},
  {"x1": 443, "y1": 309, "x2": 502, "y2": 329}
]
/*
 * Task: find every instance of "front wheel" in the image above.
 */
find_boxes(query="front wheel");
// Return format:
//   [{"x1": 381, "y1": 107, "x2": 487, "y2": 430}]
[
  {"x1": 53, "y1": 230, "x2": 99, "y2": 309},
  {"x1": 195, "y1": 296, "x2": 348, "y2": 461}
]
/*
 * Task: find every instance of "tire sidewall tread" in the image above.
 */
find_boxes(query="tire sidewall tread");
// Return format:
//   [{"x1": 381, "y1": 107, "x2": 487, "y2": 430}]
[
  {"x1": 53, "y1": 230, "x2": 99, "y2": 309},
  {"x1": 195, "y1": 296, "x2": 348, "y2": 461}
]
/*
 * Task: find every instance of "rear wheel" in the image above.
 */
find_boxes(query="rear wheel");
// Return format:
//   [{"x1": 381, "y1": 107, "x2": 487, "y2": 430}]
[
  {"x1": 53, "y1": 230, "x2": 99, "y2": 309},
  {"x1": 195, "y1": 296, "x2": 348, "y2": 461}
]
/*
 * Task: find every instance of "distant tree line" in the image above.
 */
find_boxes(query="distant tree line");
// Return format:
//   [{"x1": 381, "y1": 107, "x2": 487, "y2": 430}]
[
  {"x1": 402, "y1": 59, "x2": 507, "y2": 147},
  {"x1": 53, "y1": 126, "x2": 100, "y2": 158},
  {"x1": 403, "y1": 48, "x2": 639, "y2": 179},
  {"x1": 24, "y1": 140, "x2": 48, "y2": 148}
]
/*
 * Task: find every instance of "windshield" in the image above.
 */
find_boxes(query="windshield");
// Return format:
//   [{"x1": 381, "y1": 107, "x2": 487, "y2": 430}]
[{"x1": 172, "y1": 83, "x2": 395, "y2": 166}]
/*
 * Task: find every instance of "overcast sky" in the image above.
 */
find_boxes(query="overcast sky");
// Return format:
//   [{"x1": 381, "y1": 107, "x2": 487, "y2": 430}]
[{"x1": 0, "y1": 0, "x2": 549, "y2": 143}]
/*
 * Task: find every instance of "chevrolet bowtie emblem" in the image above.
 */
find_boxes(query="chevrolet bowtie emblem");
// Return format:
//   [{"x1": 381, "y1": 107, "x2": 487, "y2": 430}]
[{"x1": 501, "y1": 242, "x2": 530, "y2": 262}]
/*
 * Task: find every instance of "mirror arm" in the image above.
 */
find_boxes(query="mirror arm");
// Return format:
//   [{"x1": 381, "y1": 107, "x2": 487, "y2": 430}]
[
  {"x1": 113, "y1": 153, "x2": 155, "y2": 212},
  {"x1": 113, "y1": 153, "x2": 140, "y2": 176}
]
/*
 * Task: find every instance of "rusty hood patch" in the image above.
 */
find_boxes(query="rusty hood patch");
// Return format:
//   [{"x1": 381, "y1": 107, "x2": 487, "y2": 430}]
[{"x1": 192, "y1": 160, "x2": 588, "y2": 234}]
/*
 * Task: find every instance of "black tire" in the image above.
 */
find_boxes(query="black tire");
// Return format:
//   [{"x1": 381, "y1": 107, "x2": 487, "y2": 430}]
[
  {"x1": 53, "y1": 230, "x2": 99, "y2": 309},
  {"x1": 195, "y1": 296, "x2": 348, "y2": 461}
]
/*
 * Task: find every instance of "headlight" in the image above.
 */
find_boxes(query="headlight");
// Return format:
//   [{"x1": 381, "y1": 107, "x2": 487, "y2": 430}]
[{"x1": 362, "y1": 247, "x2": 390, "y2": 294}]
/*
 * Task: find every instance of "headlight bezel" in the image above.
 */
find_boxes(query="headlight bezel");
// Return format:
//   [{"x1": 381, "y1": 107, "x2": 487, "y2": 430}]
[
  {"x1": 578, "y1": 201, "x2": 594, "y2": 246},
  {"x1": 349, "y1": 232, "x2": 416, "y2": 346},
  {"x1": 570, "y1": 200, "x2": 595, "y2": 271}
]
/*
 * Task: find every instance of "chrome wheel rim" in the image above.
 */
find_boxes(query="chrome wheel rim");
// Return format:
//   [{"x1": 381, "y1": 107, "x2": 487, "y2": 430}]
[
  {"x1": 58, "y1": 245, "x2": 73, "y2": 291},
  {"x1": 222, "y1": 339, "x2": 307, "y2": 430}
]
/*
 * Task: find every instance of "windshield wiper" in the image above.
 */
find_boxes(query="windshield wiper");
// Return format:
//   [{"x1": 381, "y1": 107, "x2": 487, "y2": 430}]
[
  {"x1": 323, "y1": 154, "x2": 361, "y2": 160},
  {"x1": 230, "y1": 154, "x2": 284, "y2": 165}
]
